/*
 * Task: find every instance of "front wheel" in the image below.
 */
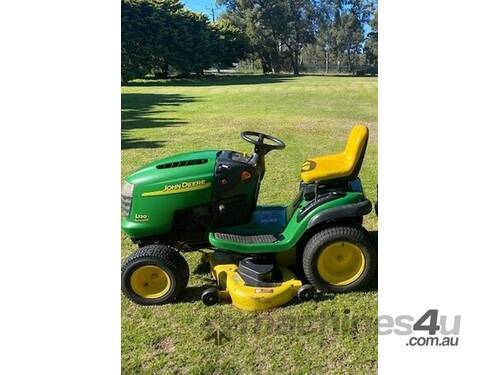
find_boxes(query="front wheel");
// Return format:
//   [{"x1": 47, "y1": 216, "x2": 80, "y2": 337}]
[
  {"x1": 302, "y1": 226, "x2": 376, "y2": 293},
  {"x1": 121, "y1": 245, "x2": 189, "y2": 305}
]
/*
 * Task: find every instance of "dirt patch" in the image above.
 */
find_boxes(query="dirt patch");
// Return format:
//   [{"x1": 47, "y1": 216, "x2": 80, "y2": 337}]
[{"x1": 153, "y1": 337, "x2": 175, "y2": 354}]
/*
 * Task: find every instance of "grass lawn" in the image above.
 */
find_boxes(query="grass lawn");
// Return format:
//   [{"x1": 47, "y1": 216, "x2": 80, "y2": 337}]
[{"x1": 122, "y1": 74, "x2": 378, "y2": 374}]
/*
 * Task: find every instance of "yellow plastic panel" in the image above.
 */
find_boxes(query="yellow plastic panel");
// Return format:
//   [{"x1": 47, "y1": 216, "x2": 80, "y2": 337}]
[
  {"x1": 300, "y1": 125, "x2": 368, "y2": 183},
  {"x1": 212, "y1": 264, "x2": 302, "y2": 312}
]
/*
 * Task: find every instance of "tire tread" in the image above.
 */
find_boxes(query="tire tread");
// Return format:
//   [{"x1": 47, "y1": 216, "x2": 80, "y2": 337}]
[
  {"x1": 302, "y1": 226, "x2": 377, "y2": 293},
  {"x1": 121, "y1": 245, "x2": 189, "y2": 305}
]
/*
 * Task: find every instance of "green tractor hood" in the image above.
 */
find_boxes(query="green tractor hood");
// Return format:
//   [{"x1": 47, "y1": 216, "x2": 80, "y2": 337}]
[
  {"x1": 122, "y1": 150, "x2": 218, "y2": 238},
  {"x1": 126, "y1": 150, "x2": 218, "y2": 188}
]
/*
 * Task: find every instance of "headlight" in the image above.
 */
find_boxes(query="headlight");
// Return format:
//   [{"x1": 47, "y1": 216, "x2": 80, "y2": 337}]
[
  {"x1": 122, "y1": 181, "x2": 134, "y2": 197},
  {"x1": 121, "y1": 181, "x2": 134, "y2": 217}
]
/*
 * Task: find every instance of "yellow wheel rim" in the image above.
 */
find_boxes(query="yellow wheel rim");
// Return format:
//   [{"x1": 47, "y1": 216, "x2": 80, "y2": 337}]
[
  {"x1": 130, "y1": 265, "x2": 171, "y2": 299},
  {"x1": 317, "y1": 242, "x2": 366, "y2": 286}
]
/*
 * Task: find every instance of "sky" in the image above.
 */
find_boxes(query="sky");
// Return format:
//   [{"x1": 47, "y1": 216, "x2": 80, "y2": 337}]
[{"x1": 181, "y1": 0, "x2": 224, "y2": 20}]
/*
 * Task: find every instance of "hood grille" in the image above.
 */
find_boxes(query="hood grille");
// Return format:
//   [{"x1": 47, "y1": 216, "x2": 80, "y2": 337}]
[
  {"x1": 121, "y1": 194, "x2": 132, "y2": 217},
  {"x1": 156, "y1": 158, "x2": 208, "y2": 169}
]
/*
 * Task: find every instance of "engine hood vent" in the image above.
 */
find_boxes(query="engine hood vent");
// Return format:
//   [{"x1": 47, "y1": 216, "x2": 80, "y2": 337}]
[{"x1": 156, "y1": 158, "x2": 208, "y2": 169}]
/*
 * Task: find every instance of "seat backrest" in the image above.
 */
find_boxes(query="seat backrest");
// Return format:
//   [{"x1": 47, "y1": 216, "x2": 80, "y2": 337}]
[
  {"x1": 342, "y1": 124, "x2": 369, "y2": 179},
  {"x1": 344, "y1": 125, "x2": 369, "y2": 160},
  {"x1": 300, "y1": 124, "x2": 369, "y2": 184}
]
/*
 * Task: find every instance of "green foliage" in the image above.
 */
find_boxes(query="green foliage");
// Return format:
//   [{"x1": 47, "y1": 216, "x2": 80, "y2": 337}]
[
  {"x1": 121, "y1": 0, "x2": 250, "y2": 82},
  {"x1": 334, "y1": 12, "x2": 364, "y2": 70},
  {"x1": 121, "y1": 0, "x2": 171, "y2": 82},
  {"x1": 282, "y1": 0, "x2": 317, "y2": 74},
  {"x1": 221, "y1": 0, "x2": 377, "y2": 74},
  {"x1": 301, "y1": 0, "x2": 377, "y2": 73},
  {"x1": 122, "y1": 0, "x2": 377, "y2": 79},
  {"x1": 364, "y1": 10, "x2": 378, "y2": 65},
  {"x1": 211, "y1": 20, "x2": 250, "y2": 69},
  {"x1": 219, "y1": 0, "x2": 317, "y2": 75}
]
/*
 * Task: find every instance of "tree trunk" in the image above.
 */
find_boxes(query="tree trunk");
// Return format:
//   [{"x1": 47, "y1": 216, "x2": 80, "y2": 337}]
[
  {"x1": 347, "y1": 50, "x2": 352, "y2": 73},
  {"x1": 261, "y1": 59, "x2": 267, "y2": 74},
  {"x1": 291, "y1": 50, "x2": 300, "y2": 75},
  {"x1": 260, "y1": 56, "x2": 271, "y2": 74},
  {"x1": 325, "y1": 51, "x2": 329, "y2": 74},
  {"x1": 270, "y1": 51, "x2": 280, "y2": 74}
]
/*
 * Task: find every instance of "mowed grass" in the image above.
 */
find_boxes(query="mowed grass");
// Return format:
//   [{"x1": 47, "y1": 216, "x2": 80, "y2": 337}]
[{"x1": 122, "y1": 74, "x2": 378, "y2": 374}]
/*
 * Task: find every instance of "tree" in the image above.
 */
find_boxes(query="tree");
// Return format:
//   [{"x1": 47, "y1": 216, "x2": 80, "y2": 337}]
[
  {"x1": 219, "y1": 0, "x2": 287, "y2": 73},
  {"x1": 315, "y1": 0, "x2": 337, "y2": 73},
  {"x1": 122, "y1": 0, "x2": 377, "y2": 79},
  {"x1": 121, "y1": 0, "x2": 250, "y2": 82},
  {"x1": 211, "y1": 20, "x2": 250, "y2": 70},
  {"x1": 327, "y1": 0, "x2": 374, "y2": 72},
  {"x1": 122, "y1": 0, "x2": 168, "y2": 82},
  {"x1": 364, "y1": 9, "x2": 377, "y2": 65},
  {"x1": 219, "y1": 0, "x2": 317, "y2": 75},
  {"x1": 334, "y1": 12, "x2": 364, "y2": 71},
  {"x1": 122, "y1": 0, "x2": 190, "y2": 81},
  {"x1": 170, "y1": 10, "x2": 216, "y2": 75},
  {"x1": 281, "y1": 0, "x2": 316, "y2": 75}
]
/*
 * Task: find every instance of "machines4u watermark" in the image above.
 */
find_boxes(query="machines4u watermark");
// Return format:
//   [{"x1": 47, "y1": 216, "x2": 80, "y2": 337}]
[
  {"x1": 379, "y1": 309, "x2": 461, "y2": 347},
  {"x1": 201, "y1": 308, "x2": 460, "y2": 347}
]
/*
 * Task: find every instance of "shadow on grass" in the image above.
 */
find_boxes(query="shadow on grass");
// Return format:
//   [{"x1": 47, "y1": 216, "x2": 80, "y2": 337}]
[
  {"x1": 125, "y1": 74, "x2": 296, "y2": 87},
  {"x1": 181, "y1": 285, "x2": 214, "y2": 303},
  {"x1": 121, "y1": 93, "x2": 197, "y2": 150},
  {"x1": 299, "y1": 73, "x2": 378, "y2": 78},
  {"x1": 193, "y1": 260, "x2": 211, "y2": 275}
]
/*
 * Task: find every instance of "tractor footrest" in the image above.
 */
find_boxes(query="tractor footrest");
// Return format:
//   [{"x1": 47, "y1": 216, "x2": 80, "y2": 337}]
[{"x1": 214, "y1": 232, "x2": 279, "y2": 244}]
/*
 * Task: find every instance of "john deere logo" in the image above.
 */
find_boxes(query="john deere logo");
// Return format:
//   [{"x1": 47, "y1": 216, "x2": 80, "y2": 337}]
[
  {"x1": 142, "y1": 180, "x2": 212, "y2": 197},
  {"x1": 301, "y1": 160, "x2": 317, "y2": 172}
]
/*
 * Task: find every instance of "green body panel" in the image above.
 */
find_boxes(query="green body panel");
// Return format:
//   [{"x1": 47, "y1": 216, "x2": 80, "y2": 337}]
[
  {"x1": 122, "y1": 150, "x2": 218, "y2": 238},
  {"x1": 121, "y1": 149, "x2": 369, "y2": 250},
  {"x1": 208, "y1": 192, "x2": 366, "y2": 254}
]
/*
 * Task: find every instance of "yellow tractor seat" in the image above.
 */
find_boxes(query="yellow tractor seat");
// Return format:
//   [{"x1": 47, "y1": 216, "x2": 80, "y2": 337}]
[{"x1": 300, "y1": 125, "x2": 369, "y2": 184}]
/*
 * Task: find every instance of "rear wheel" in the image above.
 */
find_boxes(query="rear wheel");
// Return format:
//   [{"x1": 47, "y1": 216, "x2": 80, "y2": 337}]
[
  {"x1": 303, "y1": 226, "x2": 376, "y2": 293},
  {"x1": 121, "y1": 245, "x2": 189, "y2": 305}
]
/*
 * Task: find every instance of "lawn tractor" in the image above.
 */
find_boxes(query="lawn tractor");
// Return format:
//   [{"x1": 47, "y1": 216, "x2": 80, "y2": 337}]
[{"x1": 121, "y1": 125, "x2": 377, "y2": 311}]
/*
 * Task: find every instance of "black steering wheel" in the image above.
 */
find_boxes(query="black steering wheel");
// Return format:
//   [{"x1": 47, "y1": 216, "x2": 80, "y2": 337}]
[{"x1": 240, "y1": 131, "x2": 286, "y2": 155}]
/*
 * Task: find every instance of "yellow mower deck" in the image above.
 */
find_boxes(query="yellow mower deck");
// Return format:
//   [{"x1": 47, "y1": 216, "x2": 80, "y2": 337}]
[{"x1": 207, "y1": 254, "x2": 303, "y2": 312}]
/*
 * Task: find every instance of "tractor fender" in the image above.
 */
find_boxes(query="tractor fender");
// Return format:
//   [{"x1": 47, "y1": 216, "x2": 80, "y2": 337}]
[{"x1": 306, "y1": 199, "x2": 372, "y2": 229}]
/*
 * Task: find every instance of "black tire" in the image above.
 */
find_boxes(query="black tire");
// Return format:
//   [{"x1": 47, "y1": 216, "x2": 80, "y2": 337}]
[
  {"x1": 121, "y1": 245, "x2": 189, "y2": 305},
  {"x1": 201, "y1": 287, "x2": 219, "y2": 306},
  {"x1": 352, "y1": 216, "x2": 363, "y2": 226},
  {"x1": 302, "y1": 226, "x2": 376, "y2": 293},
  {"x1": 297, "y1": 284, "x2": 316, "y2": 302}
]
